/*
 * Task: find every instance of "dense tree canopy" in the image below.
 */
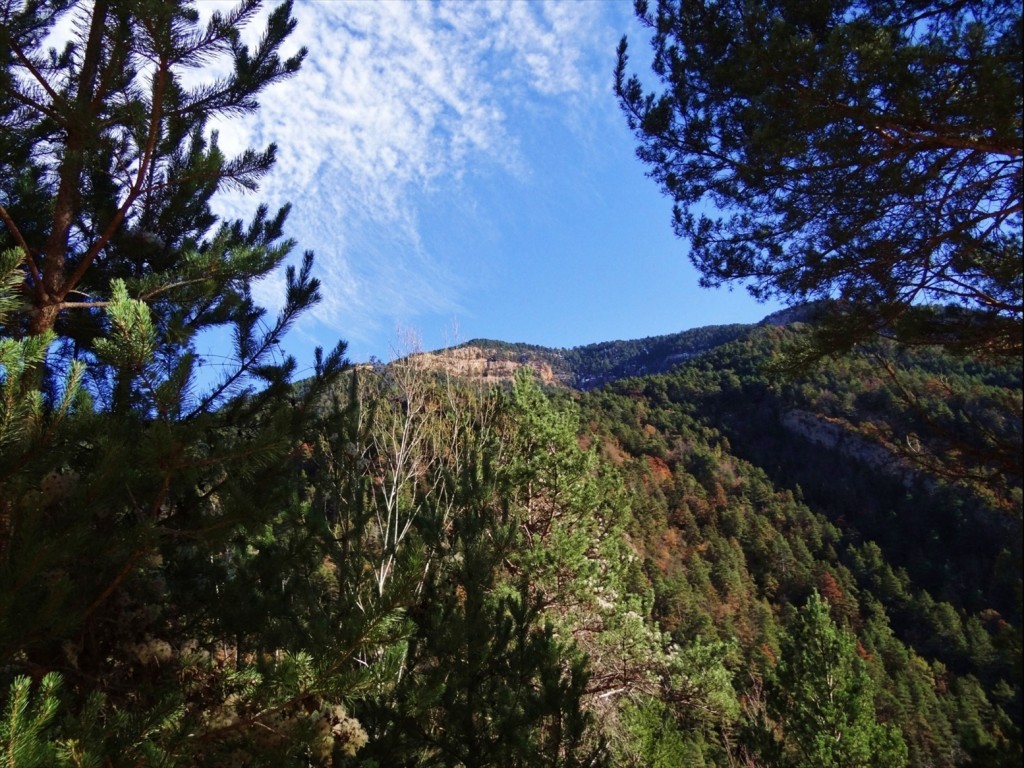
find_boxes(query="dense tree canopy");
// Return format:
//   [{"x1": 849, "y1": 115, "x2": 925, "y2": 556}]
[
  {"x1": 0, "y1": 2, "x2": 353, "y2": 764},
  {"x1": 616, "y1": 0, "x2": 1022, "y2": 357}
]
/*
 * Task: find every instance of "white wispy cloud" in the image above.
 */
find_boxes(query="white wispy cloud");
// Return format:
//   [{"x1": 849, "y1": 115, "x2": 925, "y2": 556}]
[{"x1": 200, "y1": 0, "x2": 613, "y2": 348}]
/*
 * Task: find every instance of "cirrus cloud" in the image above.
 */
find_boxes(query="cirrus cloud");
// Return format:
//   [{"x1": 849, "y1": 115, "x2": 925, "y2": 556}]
[{"x1": 201, "y1": 0, "x2": 614, "y2": 348}]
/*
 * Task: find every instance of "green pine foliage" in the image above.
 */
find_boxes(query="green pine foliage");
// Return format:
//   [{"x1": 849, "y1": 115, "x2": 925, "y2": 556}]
[
  {"x1": 1, "y1": 2, "x2": 351, "y2": 764},
  {"x1": 616, "y1": 0, "x2": 1022, "y2": 359},
  {"x1": 0, "y1": 674, "x2": 62, "y2": 768},
  {"x1": 766, "y1": 592, "x2": 908, "y2": 768}
]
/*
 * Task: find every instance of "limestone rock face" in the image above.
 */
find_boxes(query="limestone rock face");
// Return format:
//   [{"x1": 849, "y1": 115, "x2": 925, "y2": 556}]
[
  {"x1": 780, "y1": 409, "x2": 922, "y2": 488},
  {"x1": 410, "y1": 346, "x2": 567, "y2": 387}
]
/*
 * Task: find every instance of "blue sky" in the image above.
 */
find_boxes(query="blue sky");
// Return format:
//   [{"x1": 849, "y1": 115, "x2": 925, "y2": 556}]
[{"x1": 201, "y1": 0, "x2": 782, "y2": 367}]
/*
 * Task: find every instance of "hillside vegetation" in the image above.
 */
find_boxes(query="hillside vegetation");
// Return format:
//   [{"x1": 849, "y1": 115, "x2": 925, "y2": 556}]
[
  {"x1": 410, "y1": 315, "x2": 1023, "y2": 766},
  {"x1": 3, "y1": 299, "x2": 1021, "y2": 765},
  {"x1": 411, "y1": 322, "x2": 751, "y2": 390}
]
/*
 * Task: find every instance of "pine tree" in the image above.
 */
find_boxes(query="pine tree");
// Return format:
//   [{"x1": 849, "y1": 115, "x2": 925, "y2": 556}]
[
  {"x1": 3, "y1": 0, "x2": 305, "y2": 342},
  {"x1": 1, "y1": 2, "x2": 353, "y2": 764},
  {"x1": 616, "y1": 0, "x2": 1022, "y2": 359},
  {"x1": 767, "y1": 591, "x2": 908, "y2": 768}
]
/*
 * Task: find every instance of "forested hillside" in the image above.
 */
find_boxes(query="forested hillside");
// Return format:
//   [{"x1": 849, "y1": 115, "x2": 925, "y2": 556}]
[
  {"x1": 575, "y1": 320, "x2": 1022, "y2": 765},
  {"x1": 4, "y1": 294, "x2": 1019, "y2": 764},
  {"x1": 403, "y1": 315, "x2": 1023, "y2": 765},
  {"x1": 2, "y1": 1, "x2": 1020, "y2": 766}
]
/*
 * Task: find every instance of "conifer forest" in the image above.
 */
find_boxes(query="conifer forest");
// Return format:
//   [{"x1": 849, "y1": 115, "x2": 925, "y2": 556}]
[{"x1": 0, "y1": 1, "x2": 1020, "y2": 766}]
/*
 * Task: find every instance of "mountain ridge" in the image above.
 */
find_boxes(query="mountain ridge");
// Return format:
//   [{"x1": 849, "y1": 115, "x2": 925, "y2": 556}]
[
  {"x1": 413, "y1": 320, "x2": 758, "y2": 390},
  {"x1": 409, "y1": 304, "x2": 836, "y2": 390}
]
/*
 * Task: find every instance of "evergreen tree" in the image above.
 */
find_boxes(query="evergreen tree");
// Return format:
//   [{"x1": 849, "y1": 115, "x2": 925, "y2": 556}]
[
  {"x1": 767, "y1": 592, "x2": 908, "y2": 768},
  {"x1": 616, "y1": 0, "x2": 1022, "y2": 359},
  {"x1": 1, "y1": 2, "x2": 352, "y2": 764},
  {"x1": 1, "y1": 0, "x2": 311, "y2": 345}
]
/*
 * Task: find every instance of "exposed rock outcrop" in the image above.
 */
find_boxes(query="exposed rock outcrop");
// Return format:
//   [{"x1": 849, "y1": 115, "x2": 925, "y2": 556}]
[
  {"x1": 780, "y1": 409, "x2": 925, "y2": 489},
  {"x1": 410, "y1": 346, "x2": 567, "y2": 387}
]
